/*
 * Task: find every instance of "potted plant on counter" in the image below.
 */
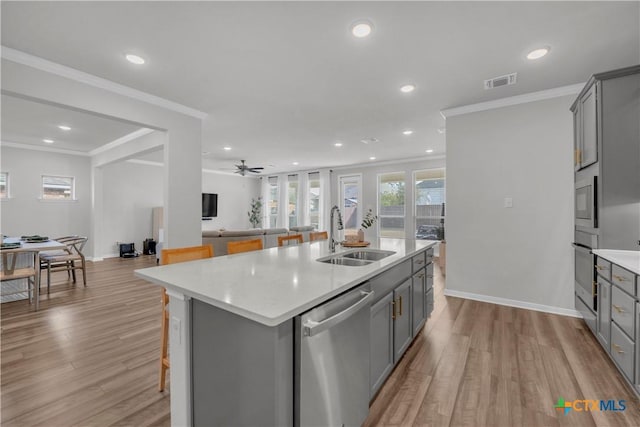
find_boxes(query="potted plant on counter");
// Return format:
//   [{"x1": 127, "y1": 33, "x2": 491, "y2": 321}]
[{"x1": 359, "y1": 209, "x2": 378, "y2": 242}]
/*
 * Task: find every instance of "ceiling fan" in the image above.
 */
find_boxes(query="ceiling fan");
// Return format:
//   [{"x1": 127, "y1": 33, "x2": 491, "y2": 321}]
[{"x1": 234, "y1": 160, "x2": 264, "y2": 176}]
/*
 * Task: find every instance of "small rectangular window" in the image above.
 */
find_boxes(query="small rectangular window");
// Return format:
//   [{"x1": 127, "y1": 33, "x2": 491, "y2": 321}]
[
  {"x1": 42, "y1": 175, "x2": 75, "y2": 200},
  {"x1": 267, "y1": 176, "x2": 279, "y2": 228},
  {"x1": 308, "y1": 172, "x2": 320, "y2": 230},
  {"x1": 0, "y1": 172, "x2": 8, "y2": 199}
]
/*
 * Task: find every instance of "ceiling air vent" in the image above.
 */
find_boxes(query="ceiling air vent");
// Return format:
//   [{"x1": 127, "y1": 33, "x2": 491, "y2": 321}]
[{"x1": 484, "y1": 73, "x2": 517, "y2": 90}]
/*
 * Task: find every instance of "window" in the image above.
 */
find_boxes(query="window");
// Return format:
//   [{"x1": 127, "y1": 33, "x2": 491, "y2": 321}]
[
  {"x1": 42, "y1": 175, "x2": 75, "y2": 200},
  {"x1": 0, "y1": 172, "x2": 8, "y2": 199},
  {"x1": 267, "y1": 176, "x2": 279, "y2": 228},
  {"x1": 287, "y1": 175, "x2": 298, "y2": 228},
  {"x1": 378, "y1": 172, "x2": 406, "y2": 238},
  {"x1": 414, "y1": 168, "x2": 445, "y2": 240},
  {"x1": 339, "y1": 175, "x2": 361, "y2": 236},
  {"x1": 308, "y1": 172, "x2": 320, "y2": 230}
]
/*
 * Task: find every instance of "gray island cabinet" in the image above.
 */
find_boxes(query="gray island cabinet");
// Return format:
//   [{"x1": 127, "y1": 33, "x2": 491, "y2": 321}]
[{"x1": 135, "y1": 238, "x2": 437, "y2": 426}]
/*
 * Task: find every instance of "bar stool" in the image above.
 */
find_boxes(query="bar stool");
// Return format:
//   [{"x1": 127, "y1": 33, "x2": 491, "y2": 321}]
[
  {"x1": 278, "y1": 234, "x2": 303, "y2": 246},
  {"x1": 227, "y1": 239, "x2": 263, "y2": 254}
]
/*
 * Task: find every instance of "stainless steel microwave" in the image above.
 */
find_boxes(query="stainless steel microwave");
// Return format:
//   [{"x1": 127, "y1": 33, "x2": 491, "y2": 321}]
[{"x1": 575, "y1": 176, "x2": 598, "y2": 228}]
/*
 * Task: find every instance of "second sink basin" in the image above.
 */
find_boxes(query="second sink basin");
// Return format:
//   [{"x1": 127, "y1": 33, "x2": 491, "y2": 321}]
[{"x1": 341, "y1": 249, "x2": 396, "y2": 261}]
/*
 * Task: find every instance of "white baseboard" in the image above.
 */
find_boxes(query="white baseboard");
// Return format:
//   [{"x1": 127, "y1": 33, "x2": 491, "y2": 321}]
[
  {"x1": 86, "y1": 256, "x2": 104, "y2": 262},
  {"x1": 443, "y1": 288, "x2": 582, "y2": 318}
]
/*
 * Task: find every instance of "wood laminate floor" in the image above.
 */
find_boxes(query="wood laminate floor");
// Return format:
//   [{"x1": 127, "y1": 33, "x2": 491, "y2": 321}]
[{"x1": 1, "y1": 256, "x2": 639, "y2": 426}]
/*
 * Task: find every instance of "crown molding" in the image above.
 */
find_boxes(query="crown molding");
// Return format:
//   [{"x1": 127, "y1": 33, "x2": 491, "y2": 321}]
[
  {"x1": 1, "y1": 46, "x2": 208, "y2": 120},
  {"x1": 330, "y1": 154, "x2": 446, "y2": 172},
  {"x1": 125, "y1": 159, "x2": 164, "y2": 168},
  {"x1": 0, "y1": 140, "x2": 89, "y2": 157},
  {"x1": 440, "y1": 82, "x2": 585, "y2": 118},
  {"x1": 89, "y1": 128, "x2": 154, "y2": 156}
]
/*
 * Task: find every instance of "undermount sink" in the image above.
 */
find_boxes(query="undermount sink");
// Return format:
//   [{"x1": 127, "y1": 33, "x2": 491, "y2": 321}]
[
  {"x1": 317, "y1": 249, "x2": 396, "y2": 266},
  {"x1": 341, "y1": 249, "x2": 396, "y2": 261}
]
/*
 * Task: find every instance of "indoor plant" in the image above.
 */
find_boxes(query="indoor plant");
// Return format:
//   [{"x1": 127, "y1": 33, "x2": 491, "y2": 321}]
[
  {"x1": 359, "y1": 209, "x2": 378, "y2": 241},
  {"x1": 247, "y1": 197, "x2": 262, "y2": 228}
]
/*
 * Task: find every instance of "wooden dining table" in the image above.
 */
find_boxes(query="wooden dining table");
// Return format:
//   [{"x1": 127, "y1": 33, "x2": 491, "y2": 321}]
[{"x1": 1, "y1": 238, "x2": 67, "y2": 309}]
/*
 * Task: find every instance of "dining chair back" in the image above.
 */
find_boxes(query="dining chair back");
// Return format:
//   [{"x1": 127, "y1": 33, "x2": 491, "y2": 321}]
[
  {"x1": 278, "y1": 234, "x2": 303, "y2": 247},
  {"x1": 309, "y1": 231, "x2": 329, "y2": 242},
  {"x1": 1, "y1": 249, "x2": 40, "y2": 310},
  {"x1": 227, "y1": 238, "x2": 263, "y2": 255},
  {"x1": 159, "y1": 244, "x2": 213, "y2": 392},
  {"x1": 39, "y1": 236, "x2": 88, "y2": 293}
]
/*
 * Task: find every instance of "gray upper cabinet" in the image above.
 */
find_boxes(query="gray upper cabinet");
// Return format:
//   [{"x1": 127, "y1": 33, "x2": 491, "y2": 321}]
[{"x1": 573, "y1": 83, "x2": 598, "y2": 171}]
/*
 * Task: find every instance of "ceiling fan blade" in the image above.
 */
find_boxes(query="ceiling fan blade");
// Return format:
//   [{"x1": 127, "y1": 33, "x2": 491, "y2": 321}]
[{"x1": 248, "y1": 167, "x2": 264, "y2": 172}]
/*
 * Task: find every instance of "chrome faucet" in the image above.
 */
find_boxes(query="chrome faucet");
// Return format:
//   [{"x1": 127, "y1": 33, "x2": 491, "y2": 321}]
[{"x1": 329, "y1": 205, "x2": 344, "y2": 253}]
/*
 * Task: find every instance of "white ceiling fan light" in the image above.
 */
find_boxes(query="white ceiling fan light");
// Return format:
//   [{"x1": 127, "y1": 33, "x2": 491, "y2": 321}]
[
  {"x1": 351, "y1": 20, "x2": 373, "y2": 38},
  {"x1": 125, "y1": 53, "x2": 145, "y2": 65},
  {"x1": 526, "y1": 46, "x2": 550, "y2": 60}
]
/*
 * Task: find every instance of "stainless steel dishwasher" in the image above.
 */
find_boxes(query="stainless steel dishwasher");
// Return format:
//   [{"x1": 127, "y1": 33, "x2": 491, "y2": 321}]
[{"x1": 295, "y1": 283, "x2": 374, "y2": 427}]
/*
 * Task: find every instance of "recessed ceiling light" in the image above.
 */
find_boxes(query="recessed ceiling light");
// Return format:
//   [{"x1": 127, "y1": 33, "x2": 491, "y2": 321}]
[
  {"x1": 223, "y1": 146, "x2": 232, "y2": 151},
  {"x1": 527, "y1": 47, "x2": 550, "y2": 60},
  {"x1": 58, "y1": 125, "x2": 71, "y2": 131},
  {"x1": 351, "y1": 21, "x2": 373, "y2": 38},
  {"x1": 43, "y1": 139, "x2": 54, "y2": 144},
  {"x1": 402, "y1": 130, "x2": 413, "y2": 135},
  {"x1": 400, "y1": 84, "x2": 416, "y2": 93},
  {"x1": 334, "y1": 142, "x2": 343, "y2": 147},
  {"x1": 369, "y1": 156, "x2": 376, "y2": 160},
  {"x1": 425, "y1": 149, "x2": 434, "y2": 153},
  {"x1": 125, "y1": 54, "x2": 145, "y2": 65},
  {"x1": 293, "y1": 161, "x2": 299, "y2": 166}
]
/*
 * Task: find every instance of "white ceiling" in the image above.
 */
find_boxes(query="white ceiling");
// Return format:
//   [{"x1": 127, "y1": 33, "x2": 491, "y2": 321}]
[
  {"x1": 1, "y1": 1, "x2": 638, "y2": 174},
  {"x1": 0, "y1": 94, "x2": 142, "y2": 153}
]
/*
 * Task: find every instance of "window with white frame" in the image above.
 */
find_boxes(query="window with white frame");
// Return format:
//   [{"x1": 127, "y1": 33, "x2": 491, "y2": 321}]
[
  {"x1": 0, "y1": 172, "x2": 8, "y2": 199},
  {"x1": 308, "y1": 172, "x2": 320, "y2": 230},
  {"x1": 287, "y1": 174, "x2": 298, "y2": 228},
  {"x1": 42, "y1": 175, "x2": 75, "y2": 200},
  {"x1": 378, "y1": 172, "x2": 406, "y2": 238},
  {"x1": 414, "y1": 168, "x2": 445, "y2": 240},
  {"x1": 267, "y1": 176, "x2": 279, "y2": 228},
  {"x1": 339, "y1": 175, "x2": 361, "y2": 236}
]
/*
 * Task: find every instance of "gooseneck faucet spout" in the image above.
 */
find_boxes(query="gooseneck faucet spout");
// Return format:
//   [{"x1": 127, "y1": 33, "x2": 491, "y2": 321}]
[{"x1": 329, "y1": 205, "x2": 344, "y2": 253}]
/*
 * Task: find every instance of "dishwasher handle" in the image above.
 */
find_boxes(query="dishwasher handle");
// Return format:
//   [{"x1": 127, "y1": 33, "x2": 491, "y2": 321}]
[{"x1": 303, "y1": 290, "x2": 375, "y2": 337}]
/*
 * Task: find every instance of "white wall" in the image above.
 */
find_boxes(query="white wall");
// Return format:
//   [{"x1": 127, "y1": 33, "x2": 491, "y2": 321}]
[
  {"x1": 0, "y1": 146, "x2": 91, "y2": 242},
  {"x1": 202, "y1": 172, "x2": 261, "y2": 230},
  {"x1": 445, "y1": 95, "x2": 575, "y2": 313},
  {"x1": 330, "y1": 158, "x2": 446, "y2": 243},
  {"x1": 99, "y1": 160, "x2": 163, "y2": 257}
]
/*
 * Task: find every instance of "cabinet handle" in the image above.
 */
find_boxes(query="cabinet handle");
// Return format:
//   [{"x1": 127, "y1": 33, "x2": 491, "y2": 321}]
[
  {"x1": 399, "y1": 296, "x2": 403, "y2": 316},
  {"x1": 613, "y1": 274, "x2": 629, "y2": 282},
  {"x1": 613, "y1": 344, "x2": 625, "y2": 354},
  {"x1": 596, "y1": 265, "x2": 609, "y2": 271},
  {"x1": 612, "y1": 304, "x2": 625, "y2": 313},
  {"x1": 417, "y1": 273, "x2": 425, "y2": 279},
  {"x1": 592, "y1": 281, "x2": 598, "y2": 297},
  {"x1": 416, "y1": 259, "x2": 424, "y2": 265},
  {"x1": 392, "y1": 300, "x2": 396, "y2": 320}
]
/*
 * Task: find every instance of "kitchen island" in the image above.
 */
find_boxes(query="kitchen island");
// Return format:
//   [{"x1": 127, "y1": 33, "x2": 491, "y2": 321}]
[{"x1": 135, "y1": 238, "x2": 437, "y2": 426}]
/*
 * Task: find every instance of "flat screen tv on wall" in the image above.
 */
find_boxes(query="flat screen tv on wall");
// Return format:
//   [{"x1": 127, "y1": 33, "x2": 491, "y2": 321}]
[{"x1": 202, "y1": 193, "x2": 218, "y2": 218}]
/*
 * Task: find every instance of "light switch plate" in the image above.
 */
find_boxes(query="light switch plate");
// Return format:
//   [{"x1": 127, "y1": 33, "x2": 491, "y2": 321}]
[{"x1": 504, "y1": 197, "x2": 513, "y2": 208}]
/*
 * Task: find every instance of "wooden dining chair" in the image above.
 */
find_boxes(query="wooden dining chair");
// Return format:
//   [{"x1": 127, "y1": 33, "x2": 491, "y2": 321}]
[
  {"x1": 278, "y1": 234, "x2": 303, "y2": 247},
  {"x1": 39, "y1": 236, "x2": 88, "y2": 293},
  {"x1": 159, "y1": 244, "x2": 213, "y2": 392},
  {"x1": 227, "y1": 239, "x2": 263, "y2": 254},
  {"x1": 309, "y1": 231, "x2": 329, "y2": 242},
  {"x1": 1, "y1": 249, "x2": 40, "y2": 311}
]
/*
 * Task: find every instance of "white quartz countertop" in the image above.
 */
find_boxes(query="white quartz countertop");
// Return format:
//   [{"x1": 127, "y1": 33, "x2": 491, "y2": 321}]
[
  {"x1": 592, "y1": 249, "x2": 640, "y2": 275},
  {"x1": 135, "y1": 238, "x2": 437, "y2": 326}
]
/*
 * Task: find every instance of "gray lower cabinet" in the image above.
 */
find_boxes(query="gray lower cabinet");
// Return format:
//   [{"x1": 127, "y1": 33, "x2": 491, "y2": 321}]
[
  {"x1": 412, "y1": 270, "x2": 426, "y2": 336},
  {"x1": 597, "y1": 279, "x2": 611, "y2": 349},
  {"x1": 369, "y1": 292, "x2": 394, "y2": 397},
  {"x1": 636, "y1": 302, "x2": 640, "y2": 394},
  {"x1": 393, "y1": 279, "x2": 413, "y2": 361}
]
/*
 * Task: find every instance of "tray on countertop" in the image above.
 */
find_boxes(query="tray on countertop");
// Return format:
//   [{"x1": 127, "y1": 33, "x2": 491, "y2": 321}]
[{"x1": 340, "y1": 241, "x2": 371, "y2": 247}]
